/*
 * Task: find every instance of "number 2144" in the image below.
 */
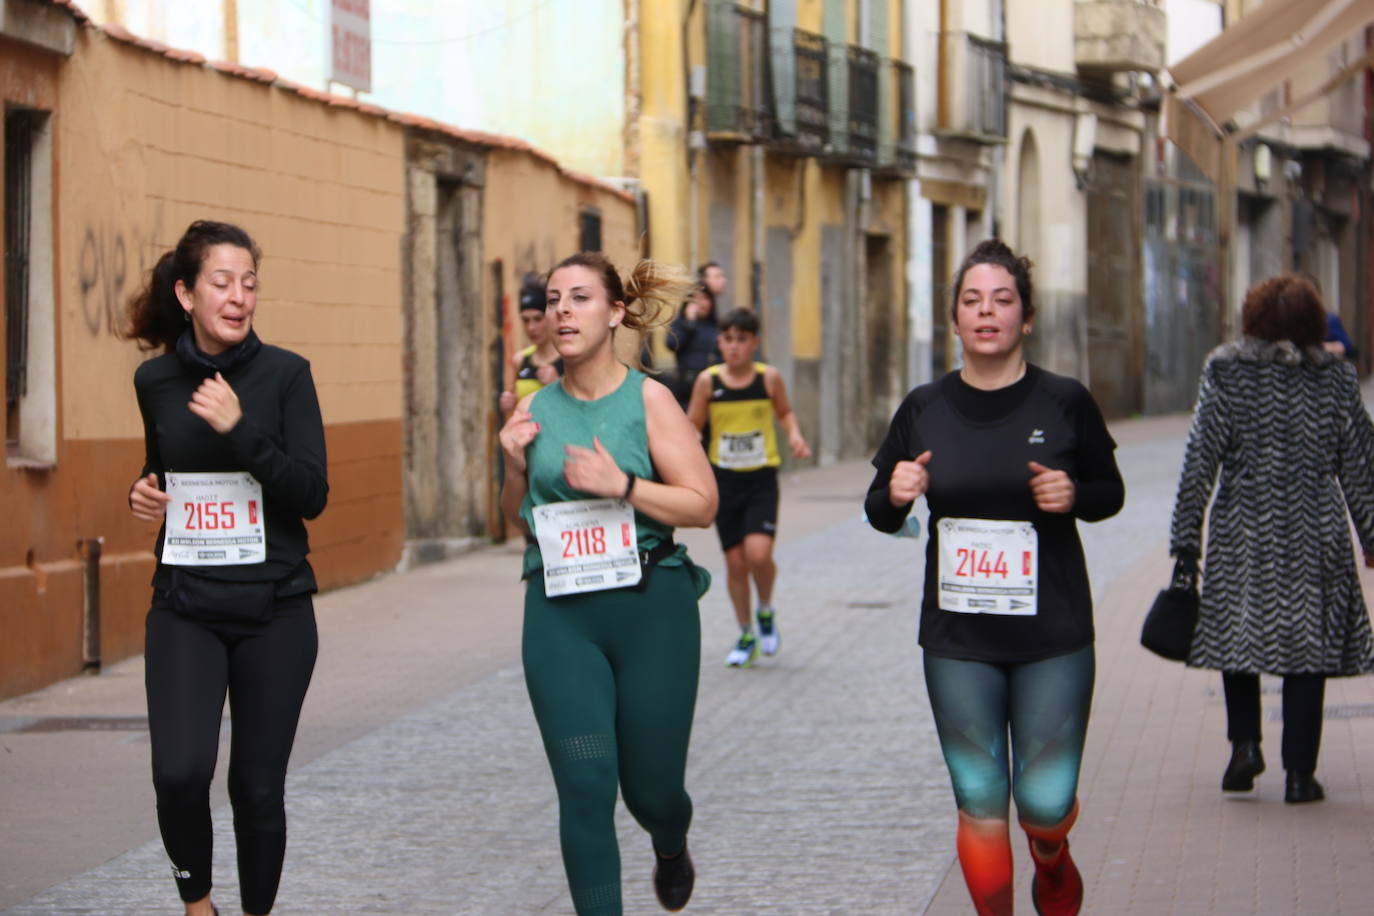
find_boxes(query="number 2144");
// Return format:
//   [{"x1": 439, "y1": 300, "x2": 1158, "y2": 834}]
[{"x1": 954, "y1": 549, "x2": 1033, "y2": 579}]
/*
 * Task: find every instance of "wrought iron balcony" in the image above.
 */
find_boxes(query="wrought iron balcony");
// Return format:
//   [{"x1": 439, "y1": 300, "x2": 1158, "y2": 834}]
[
  {"x1": 704, "y1": 0, "x2": 774, "y2": 141},
  {"x1": 876, "y1": 59, "x2": 917, "y2": 177},
  {"x1": 938, "y1": 32, "x2": 1007, "y2": 143},
  {"x1": 1074, "y1": 0, "x2": 1166, "y2": 74},
  {"x1": 769, "y1": 26, "x2": 830, "y2": 153},
  {"x1": 846, "y1": 44, "x2": 880, "y2": 163}
]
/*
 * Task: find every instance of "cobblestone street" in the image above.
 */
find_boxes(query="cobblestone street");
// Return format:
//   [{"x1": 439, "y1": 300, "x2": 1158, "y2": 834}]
[{"x1": 6, "y1": 406, "x2": 1374, "y2": 914}]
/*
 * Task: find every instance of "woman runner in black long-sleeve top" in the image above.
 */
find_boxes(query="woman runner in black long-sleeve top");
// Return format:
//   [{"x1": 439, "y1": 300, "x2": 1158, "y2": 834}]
[
  {"x1": 865, "y1": 240, "x2": 1122, "y2": 916},
  {"x1": 125, "y1": 220, "x2": 327, "y2": 916}
]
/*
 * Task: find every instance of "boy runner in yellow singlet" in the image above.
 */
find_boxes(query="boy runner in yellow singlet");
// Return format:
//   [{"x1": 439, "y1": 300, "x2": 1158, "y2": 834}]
[{"x1": 687, "y1": 308, "x2": 811, "y2": 666}]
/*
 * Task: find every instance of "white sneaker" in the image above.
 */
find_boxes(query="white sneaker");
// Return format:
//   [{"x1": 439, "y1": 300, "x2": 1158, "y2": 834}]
[
  {"x1": 756, "y1": 607, "x2": 780, "y2": 656},
  {"x1": 725, "y1": 632, "x2": 759, "y2": 667}
]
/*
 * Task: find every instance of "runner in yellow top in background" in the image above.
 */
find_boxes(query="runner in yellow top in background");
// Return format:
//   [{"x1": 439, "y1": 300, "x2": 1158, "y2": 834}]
[
  {"x1": 687, "y1": 308, "x2": 811, "y2": 667},
  {"x1": 500, "y1": 273, "x2": 564, "y2": 412}
]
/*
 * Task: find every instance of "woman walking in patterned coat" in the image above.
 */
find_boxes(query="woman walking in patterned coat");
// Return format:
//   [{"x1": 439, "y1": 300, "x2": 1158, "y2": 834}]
[{"x1": 1170, "y1": 273, "x2": 1374, "y2": 803}]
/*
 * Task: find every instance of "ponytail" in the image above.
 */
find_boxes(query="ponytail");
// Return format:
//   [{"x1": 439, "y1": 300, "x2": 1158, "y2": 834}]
[
  {"x1": 124, "y1": 250, "x2": 186, "y2": 352},
  {"x1": 621, "y1": 258, "x2": 693, "y2": 333}
]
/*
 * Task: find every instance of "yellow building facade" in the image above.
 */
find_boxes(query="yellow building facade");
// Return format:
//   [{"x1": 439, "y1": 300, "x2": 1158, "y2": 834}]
[{"x1": 635, "y1": 0, "x2": 915, "y2": 461}]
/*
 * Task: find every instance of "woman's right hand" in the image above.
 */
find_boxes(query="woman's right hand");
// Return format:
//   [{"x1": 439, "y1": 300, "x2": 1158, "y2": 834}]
[
  {"x1": 129, "y1": 472, "x2": 172, "y2": 522},
  {"x1": 888, "y1": 451, "x2": 932, "y2": 506},
  {"x1": 499, "y1": 408, "x2": 540, "y2": 474}
]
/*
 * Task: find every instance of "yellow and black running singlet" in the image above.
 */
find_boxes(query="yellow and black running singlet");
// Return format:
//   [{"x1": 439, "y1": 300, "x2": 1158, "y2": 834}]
[
  {"x1": 706, "y1": 363, "x2": 781, "y2": 472},
  {"x1": 515, "y1": 346, "x2": 551, "y2": 400}
]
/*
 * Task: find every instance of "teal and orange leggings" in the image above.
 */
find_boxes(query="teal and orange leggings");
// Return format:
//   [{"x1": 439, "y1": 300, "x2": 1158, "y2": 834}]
[
  {"x1": 522, "y1": 563, "x2": 701, "y2": 916},
  {"x1": 923, "y1": 645, "x2": 1094, "y2": 915}
]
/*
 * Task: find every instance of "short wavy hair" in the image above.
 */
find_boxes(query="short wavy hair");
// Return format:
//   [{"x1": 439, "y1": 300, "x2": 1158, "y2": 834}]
[{"x1": 1240, "y1": 273, "x2": 1325, "y2": 348}]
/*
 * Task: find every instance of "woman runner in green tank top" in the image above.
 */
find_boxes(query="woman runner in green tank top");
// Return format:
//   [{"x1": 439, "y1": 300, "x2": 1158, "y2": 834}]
[{"x1": 498, "y1": 252, "x2": 717, "y2": 915}]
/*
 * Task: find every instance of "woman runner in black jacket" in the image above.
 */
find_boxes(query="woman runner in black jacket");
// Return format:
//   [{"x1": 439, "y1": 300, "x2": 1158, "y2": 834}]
[{"x1": 125, "y1": 220, "x2": 327, "y2": 916}]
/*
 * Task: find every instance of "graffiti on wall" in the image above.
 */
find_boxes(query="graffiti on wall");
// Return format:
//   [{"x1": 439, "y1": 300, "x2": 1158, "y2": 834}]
[{"x1": 78, "y1": 225, "x2": 133, "y2": 338}]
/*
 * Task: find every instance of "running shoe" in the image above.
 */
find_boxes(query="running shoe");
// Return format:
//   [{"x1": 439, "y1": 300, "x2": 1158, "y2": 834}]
[
  {"x1": 756, "y1": 606, "x2": 780, "y2": 656},
  {"x1": 653, "y1": 842, "x2": 695, "y2": 911},
  {"x1": 1028, "y1": 838, "x2": 1083, "y2": 916},
  {"x1": 725, "y1": 632, "x2": 759, "y2": 667}
]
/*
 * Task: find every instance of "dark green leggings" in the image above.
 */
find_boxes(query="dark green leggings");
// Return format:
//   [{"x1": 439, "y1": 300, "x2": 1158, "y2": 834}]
[{"x1": 523, "y1": 563, "x2": 701, "y2": 916}]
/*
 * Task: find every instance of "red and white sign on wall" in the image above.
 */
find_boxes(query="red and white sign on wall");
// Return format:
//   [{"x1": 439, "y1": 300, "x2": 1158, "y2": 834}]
[{"x1": 329, "y1": 0, "x2": 371, "y2": 93}]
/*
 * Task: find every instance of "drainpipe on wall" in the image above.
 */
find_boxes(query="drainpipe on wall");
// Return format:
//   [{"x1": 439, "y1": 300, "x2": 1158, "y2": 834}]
[
  {"x1": 751, "y1": 144, "x2": 765, "y2": 309},
  {"x1": 689, "y1": 146, "x2": 701, "y2": 270},
  {"x1": 684, "y1": 0, "x2": 700, "y2": 270},
  {"x1": 80, "y1": 537, "x2": 103, "y2": 672}
]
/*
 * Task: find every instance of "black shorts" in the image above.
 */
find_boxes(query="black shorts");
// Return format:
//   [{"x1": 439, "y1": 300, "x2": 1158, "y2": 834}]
[{"x1": 713, "y1": 467, "x2": 779, "y2": 550}]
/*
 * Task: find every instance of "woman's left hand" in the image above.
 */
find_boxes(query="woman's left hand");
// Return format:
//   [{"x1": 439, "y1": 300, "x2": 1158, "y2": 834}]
[
  {"x1": 564, "y1": 436, "x2": 628, "y2": 498},
  {"x1": 188, "y1": 372, "x2": 243, "y2": 434},
  {"x1": 1028, "y1": 461, "x2": 1075, "y2": 513}
]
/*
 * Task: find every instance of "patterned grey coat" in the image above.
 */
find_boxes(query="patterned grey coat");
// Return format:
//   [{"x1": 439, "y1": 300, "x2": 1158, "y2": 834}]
[{"x1": 1170, "y1": 337, "x2": 1374, "y2": 675}]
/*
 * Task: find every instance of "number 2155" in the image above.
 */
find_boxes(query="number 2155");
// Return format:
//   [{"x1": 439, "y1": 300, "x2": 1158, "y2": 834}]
[{"x1": 183, "y1": 501, "x2": 235, "y2": 530}]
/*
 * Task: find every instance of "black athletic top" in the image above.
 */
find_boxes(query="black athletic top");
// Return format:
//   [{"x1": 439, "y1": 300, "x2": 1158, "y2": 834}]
[
  {"x1": 134, "y1": 330, "x2": 328, "y2": 593},
  {"x1": 865, "y1": 365, "x2": 1124, "y2": 662}
]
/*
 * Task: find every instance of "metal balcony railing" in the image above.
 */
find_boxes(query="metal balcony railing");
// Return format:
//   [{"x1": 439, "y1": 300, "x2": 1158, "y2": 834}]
[
  {"x1": 847, "y1": 45, "x2": 879, "y2": 162},
  {"x1": 768, "y1": 27, "x2": 829, "y2": 152},
  {"x1": 938, "y1": 32, "x2": 1007, "y2": 142},
  {"x1": 705, "y1": 1, "x2": 774, "y2": 140},
  {"x1": 876, "y1": 59, "x2": 917, "y2": 176}
]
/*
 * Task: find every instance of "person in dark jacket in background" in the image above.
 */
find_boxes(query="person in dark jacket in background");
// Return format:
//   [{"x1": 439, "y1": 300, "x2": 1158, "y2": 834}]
[
  {"x1": 125, "y1": 220, "x2": 327, "y2": 916},
  {"x1": 1170, "y1": 272, "x2": 1374, "y2": 805},
  {"x1": 665, "y1": 283, "x2": 720, "y2": 407}
]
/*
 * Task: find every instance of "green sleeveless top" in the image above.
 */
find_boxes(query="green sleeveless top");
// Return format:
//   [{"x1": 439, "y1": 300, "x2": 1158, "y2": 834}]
[{"x1": 519, "y1": 368, "x2": 686, "y2": 581}]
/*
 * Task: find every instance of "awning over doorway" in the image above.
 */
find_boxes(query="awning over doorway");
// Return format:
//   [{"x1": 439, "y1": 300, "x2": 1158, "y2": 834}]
[{"x1": 1163, "y1": 0, "x2": 1374, "y2": 180}]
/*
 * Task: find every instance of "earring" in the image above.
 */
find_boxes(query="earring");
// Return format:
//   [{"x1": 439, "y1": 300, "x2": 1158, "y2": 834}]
[{"x1": 183, "y1": 310, "x2": 191, "y2": 323}]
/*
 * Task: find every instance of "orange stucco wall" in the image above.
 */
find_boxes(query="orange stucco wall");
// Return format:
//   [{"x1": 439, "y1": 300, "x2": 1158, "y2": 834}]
[{"x1": 1, "y1": 26, "x2": 409, "y2": 698}]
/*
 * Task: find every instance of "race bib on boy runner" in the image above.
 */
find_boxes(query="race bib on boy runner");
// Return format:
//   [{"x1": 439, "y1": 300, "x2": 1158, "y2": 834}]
[
  {"x1": 936, "y1": 517, "x2": 1037, "y2": 615},
  {"x1": 717, "y1": 430, "x2": 767, "y2": 469},
  {"x1": 533, "y1": 498, "x2": 641, "y2": 597},
  {"x1": 162, "y1": 472, "x2": 266, "y2": 566}
]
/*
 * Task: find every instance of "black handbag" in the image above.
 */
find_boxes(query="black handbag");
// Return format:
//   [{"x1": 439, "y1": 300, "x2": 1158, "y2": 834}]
[
  {"x1": 1141, "y1": 558, "x2": 1199, "y2": 662},
  {"x1": 170, "y1": 569, "x2": 276, "y2": 624}
]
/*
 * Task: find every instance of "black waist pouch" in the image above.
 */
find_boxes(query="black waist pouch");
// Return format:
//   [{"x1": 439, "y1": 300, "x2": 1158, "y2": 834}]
[{"x1": 170, "y1": 569, "x2": 276, "y2": 624}]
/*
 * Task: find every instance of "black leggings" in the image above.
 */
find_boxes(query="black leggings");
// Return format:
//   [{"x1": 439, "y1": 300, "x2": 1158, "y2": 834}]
[
  {"x1": 1222, "y1": 671, "x2": 1326, "y2": 772},
  {"x1": 145, "y1": 593, "x2": 317, "y2": 915}
]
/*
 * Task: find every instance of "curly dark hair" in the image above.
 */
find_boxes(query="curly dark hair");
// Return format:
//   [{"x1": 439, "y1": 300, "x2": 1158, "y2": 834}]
[
  {"x1": 951, "y1": 238, "x2": 1035, "y2": 322},
  {"x1": 1240, "y1": 273, "x2": 1325, "y2": 348}
]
